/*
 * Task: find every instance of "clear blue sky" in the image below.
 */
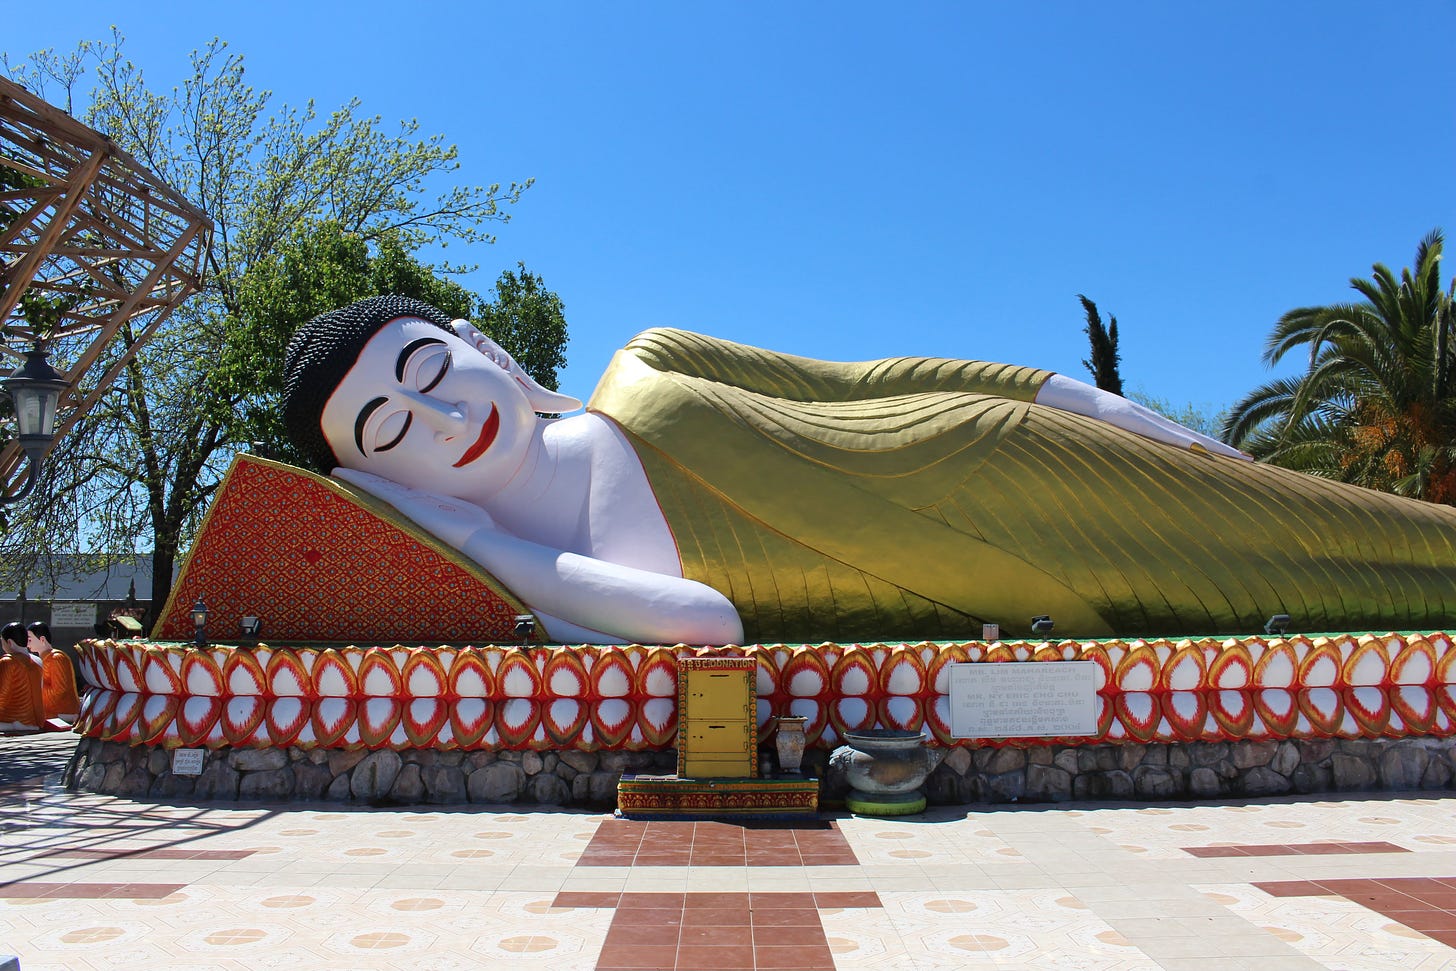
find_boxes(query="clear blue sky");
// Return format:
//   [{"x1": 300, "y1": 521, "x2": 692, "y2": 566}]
[{"x1": 6, "y1": 2, "x2": 1454, "y2": 414}]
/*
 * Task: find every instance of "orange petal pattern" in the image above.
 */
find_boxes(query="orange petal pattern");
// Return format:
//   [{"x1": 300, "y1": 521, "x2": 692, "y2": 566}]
[{"x1": 72, "y1": 632, "x2": 1456, "y2": 753}]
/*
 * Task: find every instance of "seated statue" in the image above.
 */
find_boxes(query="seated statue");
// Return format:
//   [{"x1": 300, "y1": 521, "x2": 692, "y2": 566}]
[
  {"x1": 30, "y1": 621, "x2": 79, "y2": 721},
  {"x1": 0, "y1": 621, "x2": 44, "y2": 731},
  {"x1": 282, "y1": 295, "x2": 1456, "y2": 645}
]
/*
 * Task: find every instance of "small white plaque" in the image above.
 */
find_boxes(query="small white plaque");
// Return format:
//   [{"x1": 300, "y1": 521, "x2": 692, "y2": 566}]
[
  {"x1": 171, "y1": 748, "x2": 205, "y2": 776},
  {"x1": 949, "y1": 661, "x2": 1097, "y2": 738},
  {"x1": 981, "y1": 623, "x2": 1000, "y2": 641},
  {"x1": 49, "y1": 602, "x2": 97, "y2": 628}
]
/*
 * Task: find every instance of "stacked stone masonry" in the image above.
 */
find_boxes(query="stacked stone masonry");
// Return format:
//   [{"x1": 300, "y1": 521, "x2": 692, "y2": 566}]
[{"x1": 66, "y1": 736, "x2": 1456, "y2": 808}]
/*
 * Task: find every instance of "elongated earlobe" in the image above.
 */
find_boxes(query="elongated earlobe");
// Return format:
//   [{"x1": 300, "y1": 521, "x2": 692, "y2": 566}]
[{"x1": 451, "y1": 319, "x2": 583, "y2": 414}]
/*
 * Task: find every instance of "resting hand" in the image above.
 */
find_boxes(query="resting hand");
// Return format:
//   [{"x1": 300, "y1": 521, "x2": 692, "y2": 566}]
[{"x1": 332, "y1": 467, "x2": 496, "y2": 549}]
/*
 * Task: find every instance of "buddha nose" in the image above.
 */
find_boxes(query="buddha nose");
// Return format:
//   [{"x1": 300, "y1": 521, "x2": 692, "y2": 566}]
[{"x1": 404, "y1": 391, "x2": 469, "y2": 436}]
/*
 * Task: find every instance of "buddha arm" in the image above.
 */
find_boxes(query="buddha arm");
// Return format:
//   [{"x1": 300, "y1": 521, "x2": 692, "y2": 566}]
[
  {"x1": 617, "y1": 328, "x2": 1245, "y2": 459},
  {"x1": 1034, "y1": 374, "x2": 1249, "y2": 460},
  {"x1": 333, "y1": 468, "x2": 744, "y2": 646}
]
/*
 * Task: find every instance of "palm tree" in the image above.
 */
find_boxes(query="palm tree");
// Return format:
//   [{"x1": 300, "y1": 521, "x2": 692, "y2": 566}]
[{"x1": 1223, "y1": 230, "x2": 1456, "y2": 503}]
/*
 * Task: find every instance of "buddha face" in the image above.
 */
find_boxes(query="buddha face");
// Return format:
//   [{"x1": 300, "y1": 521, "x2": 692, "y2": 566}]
[
  {"x1": 319, "y1": 317, "x2": 539, "y2": 499},
  {"x1": 26, "y1": 631, "x2": 49, "y2": 654}
]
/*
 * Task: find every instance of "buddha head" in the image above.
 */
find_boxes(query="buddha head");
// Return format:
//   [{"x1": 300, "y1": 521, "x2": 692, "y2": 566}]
[
  {"x1": 26, "y1": 621, "x2": 52, "y2": 654},
  {"x1": 1, "y1": 622, "x2": 24, "y2": 654},
  {"x1": 283, "y1": 295, "x2": 578, "y2": 498}
]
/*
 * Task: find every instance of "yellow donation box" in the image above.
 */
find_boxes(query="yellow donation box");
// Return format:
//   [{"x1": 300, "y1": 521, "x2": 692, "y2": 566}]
[{"x1": 677, "y1": 657, "x2": 758, "y2": 778}]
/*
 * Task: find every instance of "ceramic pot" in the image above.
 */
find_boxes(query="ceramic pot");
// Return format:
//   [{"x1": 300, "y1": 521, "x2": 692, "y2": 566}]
[
  {"x1": 834, "y1": 729, "x2": 945, "y2": 816},
  {"x1": 773, "y1": 715, "x2": 809, "y2": 774}
]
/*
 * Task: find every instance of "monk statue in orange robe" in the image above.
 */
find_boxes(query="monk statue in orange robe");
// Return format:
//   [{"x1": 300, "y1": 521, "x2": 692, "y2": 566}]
[
  {"x1": 0, "y1": 621, "x2": 44, "y2": 732},
  {"x1": 30, "y1": 621, "x2": 79, "y2": 722}
]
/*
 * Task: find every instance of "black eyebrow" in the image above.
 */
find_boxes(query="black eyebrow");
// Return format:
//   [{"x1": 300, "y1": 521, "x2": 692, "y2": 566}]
[
  {"x1": 354, "y1": 396, "x2": 389, "y2": 456},
  {"x1": 396, "y1": 337, "x2": 447, "y2": 382}
]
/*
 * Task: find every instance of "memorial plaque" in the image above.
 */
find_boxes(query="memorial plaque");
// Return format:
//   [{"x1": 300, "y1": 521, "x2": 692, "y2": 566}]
[
  {"x1": 171, "y1": 748, "x2": 205, "y2": 776},
  {"x1": 948, "y1": 661, "x2": 1097, "y2": 738},
  {"x1": 49, "y1": 602, "x2": 97, "y2": 628}
]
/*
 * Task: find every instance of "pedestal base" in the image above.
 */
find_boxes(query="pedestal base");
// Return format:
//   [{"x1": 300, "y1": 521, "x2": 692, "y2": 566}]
[
  {"x1": 845, "y1": 788, "x2": 927, "y2": 816},
  {"x1": 617, "y1": 774, "x2": 819, "y2": 820}
]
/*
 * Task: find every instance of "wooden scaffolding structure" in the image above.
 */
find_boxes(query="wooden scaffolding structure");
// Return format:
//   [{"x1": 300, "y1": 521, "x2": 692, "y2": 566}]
[{"x1": 0, "y1": 75, "x2": 212, "y2": 498}]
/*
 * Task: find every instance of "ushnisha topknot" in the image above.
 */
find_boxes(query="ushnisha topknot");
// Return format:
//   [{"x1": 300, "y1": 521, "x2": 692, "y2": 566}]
[{"x1": 282, "y1": 295, "x2": 456, "y2": 473}]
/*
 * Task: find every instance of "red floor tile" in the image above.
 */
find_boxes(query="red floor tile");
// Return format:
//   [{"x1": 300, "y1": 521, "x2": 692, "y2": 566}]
[
  {"x1": 32, "y1": 847, "x2": 255, "y2": 861},
  {"x1": 595, "y1": 943, "x2": 678, "y2": 970},
  {"x1": 681, "y1": 906, "x2": 751, "y2": 927},
  {"x1": 554, "y1": 891, "x2": 622, "y2": 908},
  {"x1": 1184, "y1": 840, "x2": 1409, "y2": 858},
  {"x1": 614, "y1": 896, "x2": 681, "y2": 914},
  {"x1": 749, "y1": 907, "x2": 823, "y2": 927},
  {"x1": 676, "y1": 944, "x2": 753, "y2": 969},
  {"x1": 1254, "y1": 880, "x2": 1332, "y2": 897},
  {"x1": 1253, "y1": 875, "x2": 1456, "y2": 950},
  {"x1": 750, "y1": 891, "x2": 815, "y2": 908},
  {"x1": 752, "y1": 923, "x2": 827, "y2": 946},
  {"x1": 0, "y1": 881, "x2": 184, "y2": 899},
  {"x1": 754, "y1": 944, "x2": 836, "y2": 969},
  {"x1": 815, "y1": 890, "x2": 881, "y2": 908},
  {"x1": 581, "y1": 819, "x2": 858, "y2": 869},
  {"x1": 678, "y1": 925, "x2": 753, "y2": 946},
  {"x1": 579, "y1": 820, "x2": 878, "y2": 970}
]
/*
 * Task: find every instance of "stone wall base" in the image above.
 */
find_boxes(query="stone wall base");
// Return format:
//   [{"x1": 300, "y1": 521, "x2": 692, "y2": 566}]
[
  {"x1": 66, "y1": 736, "x2": 1456, "y2": 808},
  {"x1": 911, "y1": 737, "x2": 1456, "y2": 805},
  {"x1": 64, "y1": 739, "x2": 676, "y2": 807}
]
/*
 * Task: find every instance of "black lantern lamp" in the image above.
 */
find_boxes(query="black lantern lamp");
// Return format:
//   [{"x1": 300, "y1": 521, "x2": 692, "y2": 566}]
[
  {"x1": 514, "y1": 613, "x2": 536, "y2": 644},
  {"x1": 191, "y1": 598, "x2": 208, "y2": 647},
  {"x1": 2, "y1": 343, "x2": 68, "y2": 504}
]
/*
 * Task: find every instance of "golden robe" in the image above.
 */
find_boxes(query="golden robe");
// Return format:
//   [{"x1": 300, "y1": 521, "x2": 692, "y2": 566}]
[
  {"x1": 0, "y1": 654, "x2": 44, "y2": 730},
  {"x1": 41, "y1": 651, "x2": 80, "y2": 720},
  {"x1": 589, "y1": 328, "x2": 1456, "y2": 643}
]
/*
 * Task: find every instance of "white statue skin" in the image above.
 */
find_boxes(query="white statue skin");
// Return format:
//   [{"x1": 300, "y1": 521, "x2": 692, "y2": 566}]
[
  {"x1": 321, "y1": 315, "x2": 1246, "y2": 645},
  {"x1": 321, "y1": 316, "x2": 742, "y2": 646}
]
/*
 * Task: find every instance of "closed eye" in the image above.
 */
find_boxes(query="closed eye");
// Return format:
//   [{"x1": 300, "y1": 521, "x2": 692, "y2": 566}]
[
  {"x1": 419, "y1": 350, "x2": 450, "y2": 393},
  {"x1": 373, "y1": 411, "x2": 412, "y2": 453}
]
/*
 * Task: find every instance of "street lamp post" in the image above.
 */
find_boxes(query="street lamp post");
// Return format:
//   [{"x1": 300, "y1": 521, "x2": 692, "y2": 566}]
[{"x1": 2, "y1": 343, "x2": 68, "y2": 504}]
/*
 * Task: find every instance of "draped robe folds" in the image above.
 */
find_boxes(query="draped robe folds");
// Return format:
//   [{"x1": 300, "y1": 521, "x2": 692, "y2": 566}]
[
  {"x1": 0, "y1": 654, "x2": 45, "y2": 730},
  {"x1": 587, "y1": 328, "x2": 1456, "y2": 644},
  {"x1": 41, "y1": 651, "x2": 80, "y2": 720}
]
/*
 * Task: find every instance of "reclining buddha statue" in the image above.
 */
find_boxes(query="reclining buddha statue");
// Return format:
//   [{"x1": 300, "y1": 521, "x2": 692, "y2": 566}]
[{"x1": 281, "y1": 295, "x2": 1456, "y2": 646}]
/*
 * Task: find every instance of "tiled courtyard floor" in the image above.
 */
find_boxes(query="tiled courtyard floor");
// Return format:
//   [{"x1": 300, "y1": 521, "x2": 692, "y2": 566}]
[{"x1": 4, "y1": 733, "x2": 1456, "y2": 970}]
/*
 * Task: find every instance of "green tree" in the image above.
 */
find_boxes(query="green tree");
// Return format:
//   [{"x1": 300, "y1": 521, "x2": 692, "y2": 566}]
[
  {"x1": 226, "y1": 222, "x2": 568, "y2": 464},
  {"x1": 1222, "y1": 230, "x2": 1456, "y2": 503},
  {"x1": 474, "y1": 264, "x2": 570, "y2": 393},
  {"x1": 1, "y1": 33, "x2": 544, "y2": 623},
  {"x1": 1079, "y1": 294, "x2": 1123, "y2": 395}
]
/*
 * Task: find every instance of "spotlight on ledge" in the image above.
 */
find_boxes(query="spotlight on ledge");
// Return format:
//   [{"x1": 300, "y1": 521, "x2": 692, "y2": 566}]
[
  {"x1": 1030, "y1": 615, "x2": 1055, "y2": 635},
  {"x1": 240, "y1": 615, "x2": 262, "y2": 639},
  {"x1": 514, "y1": 614, "x2": 537, "y2": 644},
  {"x1": 1264, "y1": 613, "x2": 1291, "y2": 636}
]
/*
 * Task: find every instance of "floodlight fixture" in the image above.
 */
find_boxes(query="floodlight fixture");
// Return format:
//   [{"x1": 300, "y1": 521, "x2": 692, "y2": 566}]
[{"x1": 1264, "y1": 613, "x2": 1291, "y2": 636}]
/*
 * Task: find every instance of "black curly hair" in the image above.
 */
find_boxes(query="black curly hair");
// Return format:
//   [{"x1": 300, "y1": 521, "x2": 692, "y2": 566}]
[{"x1": 282, "y1": 295, "x2": 456, "y2": 473}]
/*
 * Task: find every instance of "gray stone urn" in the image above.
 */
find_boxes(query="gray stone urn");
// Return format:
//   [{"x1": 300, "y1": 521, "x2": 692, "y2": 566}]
[
  {"x1": 833, "y1": 729, "x2": 945, "y2": 816},
  {"x1": 773, "y1": 715, "x2": 809, "y2": 774}
]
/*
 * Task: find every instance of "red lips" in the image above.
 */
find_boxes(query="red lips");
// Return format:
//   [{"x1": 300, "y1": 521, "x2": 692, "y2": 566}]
[{"x1": 452, "y1": 404, "x2": 500, "y2": 468}]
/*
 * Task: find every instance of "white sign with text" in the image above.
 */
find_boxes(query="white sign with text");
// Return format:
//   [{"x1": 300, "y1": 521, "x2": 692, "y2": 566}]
[
  {"x1": 49, "y1": 602, "x2": 98, "y2": 628},
  {"x1": 948, "y1": 661, "x2": 1097, "y2": 738},
  {"x1": 171, "y1": 749, "x2": 205, "y2": 776}
]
